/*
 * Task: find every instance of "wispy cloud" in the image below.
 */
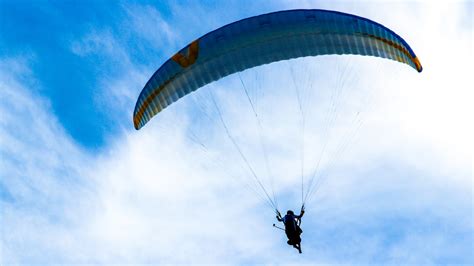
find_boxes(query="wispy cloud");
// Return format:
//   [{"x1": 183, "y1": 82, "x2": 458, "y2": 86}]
[
  {"x1": 0, "y1": 57, "x2": 94, "y2": 263},
  {"x1": 1, "y1": 1, "x2": 472, "y2": 265}
]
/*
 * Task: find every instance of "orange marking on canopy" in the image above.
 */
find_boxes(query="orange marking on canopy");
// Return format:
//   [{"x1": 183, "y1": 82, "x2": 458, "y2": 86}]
[
  {"x1": 363, "y1": 33, "x2": 422, "y2": 72},
  {"x1": 134, "y1": 75, "x2": 176, "y2": 129},
  {"x1": 134, "y1": 39, "x2": 200, "y2": 129},
  {"x1": 172, "y1": 39, "x2": 200, "y2": 68}
]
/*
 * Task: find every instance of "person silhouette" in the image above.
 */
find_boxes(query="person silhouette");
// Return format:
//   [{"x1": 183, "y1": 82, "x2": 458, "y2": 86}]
[{"x1": 276, "y1": 207, "x2": 305, "y2": 253}]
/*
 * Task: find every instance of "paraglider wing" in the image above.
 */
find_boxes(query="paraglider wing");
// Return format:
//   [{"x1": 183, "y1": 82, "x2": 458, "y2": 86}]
[{"x1": 133, "y1": 9, "x2": 422, "y2": 130}]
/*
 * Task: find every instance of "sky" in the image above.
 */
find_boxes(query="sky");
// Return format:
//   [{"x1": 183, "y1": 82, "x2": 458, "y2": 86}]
[{"x1": 0, "y1": 0, "x2": 473, "y2": 265}]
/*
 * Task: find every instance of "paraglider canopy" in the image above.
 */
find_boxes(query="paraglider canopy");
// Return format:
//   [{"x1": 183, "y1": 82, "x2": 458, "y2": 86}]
[{"x1": 133, "y1": 9, "x2": 422, "y2": 130}]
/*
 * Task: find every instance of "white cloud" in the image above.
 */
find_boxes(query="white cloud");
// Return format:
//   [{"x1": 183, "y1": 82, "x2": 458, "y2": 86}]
[
  {"x1": 1, "y1": 1, "x2": 472, "y2": 265},
  {"x1": 123, "y1": 3, "x2": 180, "y2": 52},
  {"x1": 0, "y1": 57, "x2": 95, "y2": 264},
  {"x1": 0, "y1": 57, "x2": 288, "y2": 264},
  {"x1": 70, "y1": 29, "x2": 129, "y2": 63}
]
